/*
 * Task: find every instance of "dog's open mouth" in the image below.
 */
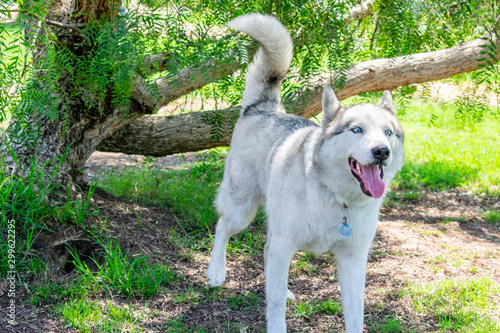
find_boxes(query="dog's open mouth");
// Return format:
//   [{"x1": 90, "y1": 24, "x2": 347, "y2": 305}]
[{"x1": 349, "y1": 158, "x2": 385, "y2": 198}]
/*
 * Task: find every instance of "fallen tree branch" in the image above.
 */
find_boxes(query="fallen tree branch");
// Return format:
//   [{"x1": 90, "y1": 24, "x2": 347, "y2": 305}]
[
  {"x1": 292, "y1": 32, "x2": 499, "y2": 118},
  {"x1": 96, "y1": 109, "x2": 238, "y2": 156},
  {"x1": 155, "y1": 56, "x2": 243, "y2": 109},
  {"x1": 98, "y1": 33, "x2": 499, "y2": 156}
]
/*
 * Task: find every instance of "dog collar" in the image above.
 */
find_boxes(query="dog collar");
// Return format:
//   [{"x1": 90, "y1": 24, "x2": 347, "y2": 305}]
[{"x1": 338, "y1": 204, "x2": 352, "y2": 238}]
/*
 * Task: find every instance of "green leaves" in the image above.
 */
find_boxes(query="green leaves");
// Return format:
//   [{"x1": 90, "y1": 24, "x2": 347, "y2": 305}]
[
  {"x1": 477, "y1": 35, "x2": 499, "y2": 69},
  {"x1": 1, "y1": 0, "x2": 500, "y2": 148},
  {"x1": 473, "y1": 32, "x2": 500, "y2": 121},
  {"x1": 73, "y1": 15, "x2": 151, "y2": 112},
  {"x1": 454, "y1": 92, "x2": 490, "y2": 127}
]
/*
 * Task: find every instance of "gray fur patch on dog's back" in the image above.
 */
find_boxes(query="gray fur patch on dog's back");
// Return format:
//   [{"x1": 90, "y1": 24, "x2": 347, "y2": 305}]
[
  {"x1": 240, "y1": 101, "x2": 318, "y2": 173},
  {"x1": 242, "y1": 100, "x2": 317, "y2": 133}
]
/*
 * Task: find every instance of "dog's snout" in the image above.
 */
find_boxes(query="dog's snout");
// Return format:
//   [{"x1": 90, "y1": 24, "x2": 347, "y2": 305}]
[{"x1": 372, "y1": 146, "x2": 390, "y2": 161}]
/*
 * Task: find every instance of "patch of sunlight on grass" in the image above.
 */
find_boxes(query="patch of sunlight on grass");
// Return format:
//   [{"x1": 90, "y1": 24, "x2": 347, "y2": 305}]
[{"x1": 406, "y1": 278, "x2": 500, "y2": 332}]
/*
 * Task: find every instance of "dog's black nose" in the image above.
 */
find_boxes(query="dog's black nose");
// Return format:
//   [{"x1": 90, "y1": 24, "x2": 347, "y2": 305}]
[{"x1": 372, "y1": 146, "x2": 390, "y2": 161}]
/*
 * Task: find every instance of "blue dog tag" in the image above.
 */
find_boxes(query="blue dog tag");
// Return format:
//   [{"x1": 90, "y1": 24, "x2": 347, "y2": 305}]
[
  {"x1": 338, "y1": 222, "x2": 352, "y2": 238},
  {"x1": 338, "y1": 206, "x2": 353, "y2": 238}
]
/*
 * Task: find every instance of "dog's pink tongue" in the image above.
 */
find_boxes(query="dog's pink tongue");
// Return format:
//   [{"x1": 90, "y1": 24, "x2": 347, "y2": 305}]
[{"x1": 360, "y1": 164, "x2": 385, "y2": 198}]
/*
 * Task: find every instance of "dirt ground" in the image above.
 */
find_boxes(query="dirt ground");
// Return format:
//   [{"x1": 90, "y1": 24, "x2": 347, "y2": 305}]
[{"x1": 1, "y1": 152, "x2": 499, "y2": 332}]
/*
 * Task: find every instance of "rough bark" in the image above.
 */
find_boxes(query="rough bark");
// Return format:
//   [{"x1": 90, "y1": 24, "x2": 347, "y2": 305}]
[{"x1": 97, "y1": 33, "x2": 499, "y2": 156}]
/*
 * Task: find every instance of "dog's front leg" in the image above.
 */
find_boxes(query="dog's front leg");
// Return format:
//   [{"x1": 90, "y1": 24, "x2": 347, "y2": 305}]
[
  {"x1": 336, "y1": 250, "x2": 369, "y2": 333},
  {"x1": 265, "y1": 241, "x2": 295, "y2": 333}
]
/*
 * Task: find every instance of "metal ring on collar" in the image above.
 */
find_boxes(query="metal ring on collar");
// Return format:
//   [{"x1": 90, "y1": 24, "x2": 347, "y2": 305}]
[{"x1": 339, "y1": 205, "x2": 351, "y2": 219}]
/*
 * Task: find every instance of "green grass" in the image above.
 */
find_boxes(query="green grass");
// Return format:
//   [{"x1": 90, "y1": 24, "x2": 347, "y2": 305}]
[
  {"x1": 397, "y1": 98, "x2": 500, "y2": 194},
  {"x1": 228, "y1": 292, "x2": 260, "y2": 311},
  {"x1": 29, "y1": 243, "x2": 182, "y2": 332},
  {"x1": 31, "y1": 239, "x2": 181, "y2": 308},
  {"x1": 172, "y1": 288, "x2": 202, "y2": 304},
  {"x1": 226, "y1": 212, "x2": 267, "y2": 256},
  {"x1": 293, "y1": 298, "x2": 343, "y2": 319},
  {"x1": 58, "y1": 297, "x2": 142, "y2": 333},
  {"x1": 99, "y1": 149, "x2": 226, "y2": 231},
  {"x1": 406, "y1": 278, "x2": 500, "y2": 332},
  {"x1": 315, "y1": 298, "x2": 343, "y2": 315},
  {"x1": 422, "y1": 245, "x2": 480, "y2": 274},
  {"x1": 369, "y1": 317, "x2": 406, "y2": 333},
  {"x1": 292, "y1": 252, "x2": 319, "y2": 275},
  {"x1": 484, "y1": 209, "x2": 500, "y2": 224},
  {"x1": 70, "y1": 240, "x2": 181, "y2": 298},
  {"x1": 30, "y1": 277, "x2": 99, "y2": 306},
  {"x1": 0, "y1": 150, "x2": 96, "y2": 277},
  {"x1": 293, "y1": 299, "x2": 316, "y2": 319}
]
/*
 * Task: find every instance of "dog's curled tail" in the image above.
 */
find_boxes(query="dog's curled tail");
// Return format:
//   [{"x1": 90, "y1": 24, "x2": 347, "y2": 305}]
[{"x1": 227, "y1": 14, "x2": 293, "y2": 111}]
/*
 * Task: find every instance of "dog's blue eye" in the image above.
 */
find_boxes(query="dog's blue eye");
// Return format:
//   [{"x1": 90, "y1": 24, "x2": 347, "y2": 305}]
[
  {"x1": 385, "y1": 129, "x2": 393, "y2": 136},
  {"x1": 351, "y1": 127, "x2": 362, "y2": 134}
]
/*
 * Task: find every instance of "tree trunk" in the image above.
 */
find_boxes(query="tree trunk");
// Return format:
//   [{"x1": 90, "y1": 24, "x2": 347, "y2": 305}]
[
  {"x1": 1, "y1": 1, "x2": 242, "y2": 187},
  {"x1": 97, "y1": 33, "x2": 499, "y2": 157},
  {"x1": 1, "y1": 0, "x2": 128, "y2": 187}
]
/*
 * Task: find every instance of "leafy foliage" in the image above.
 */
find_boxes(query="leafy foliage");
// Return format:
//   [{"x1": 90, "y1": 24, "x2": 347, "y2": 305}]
[
  {"x1": 454, "y1": 91, "x2": 491, "y2": 127},
  {"x1": 0, "y1": 0, "x2": 499, "y2": 147},
  {"x1": 0, "y1": 0, "x2": 236, "y2": 146},
  {"x1": 186, "y1": 0, "x2": 500, "y2": 124}
]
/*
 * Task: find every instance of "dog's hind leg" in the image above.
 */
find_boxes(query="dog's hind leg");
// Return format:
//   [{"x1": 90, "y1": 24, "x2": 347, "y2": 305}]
[
  {"x1": 264, "y1": 239, "x2": 295, "y2": 333},
  {"x1": 207, "y1": 175, "x2": 260, "y2": 287}
]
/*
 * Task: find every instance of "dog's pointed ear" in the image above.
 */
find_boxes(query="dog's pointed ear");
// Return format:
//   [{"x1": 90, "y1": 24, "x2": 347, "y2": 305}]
[
  {"x1": 322, "y1": 86, "x2": 342, "y2": 129},
  {"x1": 378, "y1": 90, "x2": 396, "y2": 114}
]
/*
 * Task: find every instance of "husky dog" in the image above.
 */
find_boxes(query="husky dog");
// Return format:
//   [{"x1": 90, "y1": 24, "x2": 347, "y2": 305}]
[{"x1": 206, "y1": 13, "x2": 404, "y2": 333}]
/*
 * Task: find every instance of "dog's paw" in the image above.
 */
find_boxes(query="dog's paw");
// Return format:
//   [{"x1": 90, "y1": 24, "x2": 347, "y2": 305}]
[
  {"x1": 286, "y1": 289, "x2": 296, "y2": 302},
  {"x1": 206, "y1": 262, "x2": 226, "y2": 287}
]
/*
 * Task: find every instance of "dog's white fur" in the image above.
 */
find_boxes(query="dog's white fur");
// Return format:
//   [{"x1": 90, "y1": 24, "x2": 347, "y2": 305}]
[{"x1": 207, "y1": 14, "x2": 404, "y2": 332}]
